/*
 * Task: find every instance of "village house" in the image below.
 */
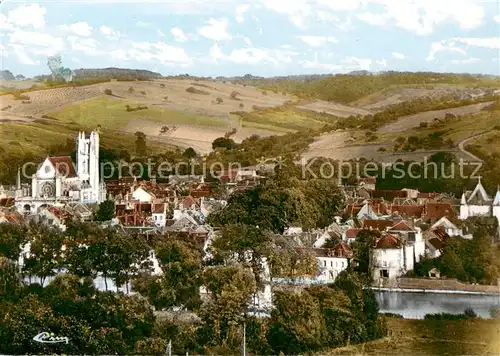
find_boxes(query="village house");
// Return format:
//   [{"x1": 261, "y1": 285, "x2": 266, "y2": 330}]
[
  {"x1": 314, "y1": 242, "x2": 353, "y2": 283},
  {"x1": 371, "y1": 233, "x2": 414, "y2": 283}
]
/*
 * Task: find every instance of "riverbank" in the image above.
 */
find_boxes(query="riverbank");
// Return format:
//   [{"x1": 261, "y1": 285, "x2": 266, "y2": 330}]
[
  {"x1": 372, "y1": 277, "x2": 500, "y2": 295},
  {"x1": 323, "y1": 317, "x2": 500, "y2": 355}
]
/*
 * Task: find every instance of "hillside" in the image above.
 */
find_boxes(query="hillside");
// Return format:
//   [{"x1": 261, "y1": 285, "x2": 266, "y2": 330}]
[
  {"x1": 2, "y1": 71, "x2": 500, "y2": 182},
  {"x1": 324, "y1": 317, "x2": 500, "y2": 355},
  {"x1": 73, "y1": 67, "x2": 163, "y2": 80}
]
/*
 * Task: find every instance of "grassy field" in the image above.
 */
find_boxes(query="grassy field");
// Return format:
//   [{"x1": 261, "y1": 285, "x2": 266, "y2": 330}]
[
  {"x1": 324, "y1": 317, "x2": 500, "y2": 355},
  {"x1": 49, "y1": 96, "x2": 228, "y2": 130},
  {"x1": 0, "y1": 120, "x2": 170, "y2": 158}
]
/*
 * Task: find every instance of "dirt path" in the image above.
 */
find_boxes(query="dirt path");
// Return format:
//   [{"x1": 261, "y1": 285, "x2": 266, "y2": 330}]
[{"x1": 457, "y1": 131, "x2": 488, "y2": 163}]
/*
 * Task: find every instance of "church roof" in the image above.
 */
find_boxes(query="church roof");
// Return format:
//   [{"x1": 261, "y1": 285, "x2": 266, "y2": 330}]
[
  {"x1": 467, "y1": 179, "x2": 491, "y2": 204},
  {"x1": 48, "y1": 156, "x2": 77, "y2": 178},
  {"x1": 493, "y1": 189, "x2": 500, "y2": 206}
]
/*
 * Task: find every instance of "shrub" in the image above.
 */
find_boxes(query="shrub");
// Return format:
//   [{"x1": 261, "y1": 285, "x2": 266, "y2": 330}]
[
  {"x1": 128, "y1": 86, "x2": 134, "y2": 93},
  {"x1": 163, "y1": 96, "x2": 168, "y2": 101},
  {"x1": 1, "y1": 105, "x2": 12, "y2": 111},
  {"x1": 419, "y1": 121, "x2": 429, "y2": 128},
  {"x1": 261, "y1": 90, "x2": 267, "y2": 96},
  {"x1": 186, "y1": 86, "x2": 209, "y2": 95},
  {"x1": 104, "y1": 88, "x2": 113, "y2": 95},
  {"x1": 126, "y1": 105, "x2": 148, "y2": 112},
  {"x1": 21, "y1": 100, "x2": 31, "y2": 104},
  {"x1": 215, "y1": 97, "x2": 224, "y2": 104},
  {"x1": 239, "y1": 103, "x2": 244, "y2": 109},
  {"x1": 140, "y1": 91, "x2": 147, "y2": 95},
  {"x1": 282, "y1": 92, "x2": 286, "y2": 95},
  {"x1": 13, "y1": 93, "x2": 30, "y2": 100},
  {"x1": 160, "y1": 84, "x2": 165, "y2": 88},
  {"x1": 377, "y1": 147, "x2": 387, "y2": 152},
  {"x1": 230, "y1": 91, "x2": 240, "y2": 100}
]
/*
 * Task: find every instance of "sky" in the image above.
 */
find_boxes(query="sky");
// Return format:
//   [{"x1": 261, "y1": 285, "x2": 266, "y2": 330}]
[{"x1": 1, "y1": 0, "x2": 499, "y2": 78}]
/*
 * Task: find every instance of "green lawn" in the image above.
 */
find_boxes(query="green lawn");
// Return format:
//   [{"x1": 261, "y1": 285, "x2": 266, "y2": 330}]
[{"x1": 49, "y1": 96, "x2": 228, "y2": 130}]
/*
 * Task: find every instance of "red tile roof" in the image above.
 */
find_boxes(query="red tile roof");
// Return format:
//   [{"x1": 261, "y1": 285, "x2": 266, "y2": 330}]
[
  {"x1": 424, "y1": 202, "x2": 456, "y2": 221},
  {"x1": 346, "y1": 228, "x2": 363, "y2": 239},
  {"x1": 372, "y1": 190, "x2": 407, "y2": 200},
  {"x1": 152, "y1": 204, "x2": 165, "y2": 214},
  {"x1": 362, "y1": 219, "x2": 393, "y2": 231},
  {"x1": 330, "y1": 242, "x2": 353, "y2": 258},
  {"x1": 390, "y1": 205, "x2": 424, "y2": 217},
  {"x1": 374, "y1": 233, "x2": 402, "y2": 249},
  {"x1": 388, "y1": 220, "x2": 414, "y2": 232},
  {"x1": 48, "y1": 156, "x2": 77, "y2": 178}
]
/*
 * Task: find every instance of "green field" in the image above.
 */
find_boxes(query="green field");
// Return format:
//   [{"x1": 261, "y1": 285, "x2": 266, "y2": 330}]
[
  {"x1": 49, "y1": 96, "x2": 228, "y2": 130},
  {"x1": 324, "y1": 317, "x2": 500, "y2": 355}
]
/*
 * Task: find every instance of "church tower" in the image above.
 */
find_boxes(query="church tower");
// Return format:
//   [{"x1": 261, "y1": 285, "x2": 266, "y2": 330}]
[
  {"x1": 77, "y1": 131, "x2": 90, "y2": 182},
  {"x1": 77, "y1": 130, "x2": 101, "y2": 203},
  {"x1": 89, "y1": 130, "x2": 100, "y2": 202}
]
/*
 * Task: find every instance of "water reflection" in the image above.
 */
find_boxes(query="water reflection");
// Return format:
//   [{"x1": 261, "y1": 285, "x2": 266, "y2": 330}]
[{"x1": 375, "y1": 291, "x2": 500, "y2": 319}]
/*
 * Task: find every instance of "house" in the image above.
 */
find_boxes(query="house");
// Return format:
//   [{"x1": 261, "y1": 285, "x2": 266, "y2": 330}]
[
  {"x1": 370, "y1": 233, "x2": 415, "y2": 283},
  {"x1": 37, "y1": 206, "x2": 69, "y2": 231},
  {"x1": 314, "y1": 242, "x2": 353, "y2": 283},
  {"x1": 151, "y1": 203, "x2": 167, "y2": 227},
  {"x1": 431, "y1": 216, "x2": 462, "y2": 237}
]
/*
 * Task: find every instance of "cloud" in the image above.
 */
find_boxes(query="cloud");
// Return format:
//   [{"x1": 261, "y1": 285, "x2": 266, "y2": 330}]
[
  {"x1": 453, "y1": 37, "x2": 500, "y2": 49},
  {"x1": 356, "y1": 12, "x2": 388, "y2": 26},
  {"x1": 11, "y1": 45, "x2": 38, "y2": 65},
  {"x1": 495, "y1": 15, "x2": 500, "y2": 23},
  {"x1": 451, "y1": 57, "x2": 480, "y2": 64},
  {"x1": 157, "y1": 29, "x2": 165, "y2": 37},
  {"x1": 209, "y1": 43, "x2": 299, "y2": 65},
  {"x1": 358, "y1": 0, "x2": 485, "y2": 35},
  {"x1": 58, "y1": 22, "x2": 93, "y2": 37},
  {"x1": 392, "y1": 52, "x2": 405, "y2": 59},
  {"x1": 171, "y1": 27, "x2": 189, "y2": 42},
  {"x1": 236, "y1": 4, "x2": 250, "y2": 23},
  {"x1": 426, "y1": 40, "x2": 467, "y2": 61},
  {"x1": 376, "y1": 58, "x2": 387, "y2": 67},
  {"x1": 300, "y1": 55, "x2": 374, "y2": 73},
  {"x1": 9, "y1": 29, "x2": 65, "y2": 56},
  {"x1": 111, "y1": 41, "x2": 193, "y2": 66},
  {"x1": 136, "y1": 21, "x2": 150, "y2": 28},
  {"x1": 198, "y1": 18, "x2": 232, "y2": 41},
  {"x1": 263, "y1": 0, "x2": 313, "y2": 29},
  {"x1": 67, "y1": 36, "x2": 100, "y2": 56},
  {"x1": 297, "y1": 35, "x2": 338, "y2": 47},
  {"x1": 5, "y1": 3, "x2": 46, "y2": 29},
  {"x1": 99, "y1": 25, "x2": 121, "y2": 40}
]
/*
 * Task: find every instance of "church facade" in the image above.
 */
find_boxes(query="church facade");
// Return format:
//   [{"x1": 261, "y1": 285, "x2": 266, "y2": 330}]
[
  {"x1": 459, "y1": 178, "x2": 500, "y2": 224},
  {"x1": 15, "y1": 131, "x2": 106, "y2": 214}
]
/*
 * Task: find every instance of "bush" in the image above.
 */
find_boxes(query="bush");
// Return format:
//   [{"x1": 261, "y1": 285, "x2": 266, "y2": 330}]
[
  {"x1": 239, "y1": 103, "x2": 244, "y2": 109},
  {"x1": 163, "y1": 96, "x2": 168, "y2": 101},
  {"x1": 230, "y1": 91, "x2": 240, "y2": 100},
  {"x1": 126, "y1": 105, "x2": 148, "y2": 112},
  {"x1": 160, "y1": 84, "x2": 165, "y2": 88},
  {"x1": 13, "y1": 93, "x2": 30, "y2": 100},
  {"x1": 104, "y1": 88, "x2": 113, "y2": 95},
  {"x1": 128, "y1": 86, "x2": 134, "y2": 93},
  {"x1": 377, "y1": 147, "x2": 387, "y2": 152},
  {"x1": 419, "y1": 121, "x2": 429, "y2": 128},
  {"x1": 261, "y1": 90, "x2": 267, "y2": 96},
  {"x1": 21, "y1": 100, "x2": 32, "y2": 104},
  {"x1": 215, "y1": 97, "x2": 223, "y2": 104},
  {"x1": 140, "y1": 91, "x2": 147, "y2": 95},
  {"x1": 186, "y1": 86, "x2": 209, "y2": 95}
]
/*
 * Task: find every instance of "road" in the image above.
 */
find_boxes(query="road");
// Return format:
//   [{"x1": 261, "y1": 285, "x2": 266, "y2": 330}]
[{"x1": 457, "y1": 131, "x2": 488, "y2": 163}]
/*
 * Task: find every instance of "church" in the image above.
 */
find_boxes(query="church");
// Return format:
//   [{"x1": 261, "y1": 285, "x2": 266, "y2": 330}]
[
  {"x1": 459, "y1": 178, "x2": 500, "y2": 224},
  {"x1": 14, "y1": 131, "x2": 106, "y2": 214}
]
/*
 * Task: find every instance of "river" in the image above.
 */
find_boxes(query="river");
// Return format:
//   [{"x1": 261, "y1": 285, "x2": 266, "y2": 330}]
[{"x1": 374, "y1": 290, "x2": 500, "y2": 319}]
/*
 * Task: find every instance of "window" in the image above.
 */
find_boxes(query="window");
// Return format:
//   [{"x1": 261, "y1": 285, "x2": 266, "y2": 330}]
[
  {"x1": 342, "y1": 261, "x2": 345, "y2": 268},
  {"x1": 381, "y1": 261, "x2": 388, "y2": 267},
  {"x1": 323, "y1": 260, "x2": 326, "y2": 267},
  {"x1": 48, "y1": 219, "x2": 54, "y2": 225},
  {"x1": 380, "y1": 269, "x2": 389, "y2": 278},
  {"x1": 330, "y1": 261, "x2": 333, "y2": 267},
  {"x1": 44, "y1": 165, "x2": 50, "y2": 174}
]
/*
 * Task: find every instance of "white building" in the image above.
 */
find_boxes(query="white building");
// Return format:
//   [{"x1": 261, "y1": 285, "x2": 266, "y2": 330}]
[
  {"x1": 460, "y1": 179, "x2": 500, "y2": 224},
  {"x1": 371, "y1": 233, "x2": 417, "y2": 283},
  {"x1": 314, "y1": 242, "x2": 353, "y2": 283},
  {"x1": 15, "y1": 131, "x2": 106, "y2": 214}
]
